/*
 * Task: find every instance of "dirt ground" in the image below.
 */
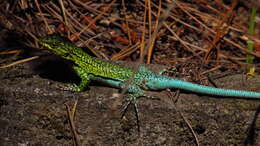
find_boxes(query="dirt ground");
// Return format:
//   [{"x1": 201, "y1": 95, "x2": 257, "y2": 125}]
[{"x1": 0, "y1": 58, "x2": 260, "y2": 145}]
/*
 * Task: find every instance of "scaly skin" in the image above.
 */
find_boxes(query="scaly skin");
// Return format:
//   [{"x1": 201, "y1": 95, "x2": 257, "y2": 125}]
[
  {"x1": 39, "y1": 35, "x2": 135, "y2": 91},
  {"x1": 39, "y1": 35, "x2": 260, "y2": 99}
]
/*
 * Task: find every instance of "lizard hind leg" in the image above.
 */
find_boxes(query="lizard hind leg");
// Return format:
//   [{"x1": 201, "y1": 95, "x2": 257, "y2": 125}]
[
  {"x1": 120, "y1": 87, "x2": 158, "y2": 132},
  {"x1": 121, "y1": 94, "x2": 141, "y2": 132}
]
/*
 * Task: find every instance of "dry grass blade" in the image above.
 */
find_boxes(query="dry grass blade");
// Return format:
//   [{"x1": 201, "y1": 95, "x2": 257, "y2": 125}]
[
  {"x1": 78, "y1": 0, "x2": 116, "y2": 37},
  {"x1": 0, "y1": 56, "x2": 39, "y2": 69},
  {"x1": 146, "y1": 0, "x2": 161, "y2": 64},
  {"x1": 203, "y1": 0, "x2": 238, "y2": 65},
  {"x1": 111, "y1": 42, "x2": 140, "y2": 60},
  {"x1": 65, "y1": 100, "x2": 80, "y2": 146},
  {"x1": 35, "y1": 0, "x2": 52, "y2": 34}
]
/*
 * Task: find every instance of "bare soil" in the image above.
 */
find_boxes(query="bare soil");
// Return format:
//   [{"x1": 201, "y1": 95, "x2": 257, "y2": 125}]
[{"x1": 0, "y1": 59, "x2": 260, "y2": 145}]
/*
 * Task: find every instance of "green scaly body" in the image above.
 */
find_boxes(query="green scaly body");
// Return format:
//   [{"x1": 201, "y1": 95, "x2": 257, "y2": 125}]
[{"x1": 39, "y1": 35, "x2": 135, "y2": 91}]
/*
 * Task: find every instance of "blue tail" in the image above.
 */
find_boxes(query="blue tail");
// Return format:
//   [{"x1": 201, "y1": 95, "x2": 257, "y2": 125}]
[{"x1": 145, "y1": 74, "x2": 260, "y2": 99}]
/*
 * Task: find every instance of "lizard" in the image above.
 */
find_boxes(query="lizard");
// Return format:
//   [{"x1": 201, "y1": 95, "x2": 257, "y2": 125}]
[{"x1": 38, "y1": 35, "x2": 260, "y2": 100}]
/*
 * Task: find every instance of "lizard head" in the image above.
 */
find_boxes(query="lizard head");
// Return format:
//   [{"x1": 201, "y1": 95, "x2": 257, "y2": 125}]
[{"x1": 38, "y1": 35, "x2": 72, "y2": 59}]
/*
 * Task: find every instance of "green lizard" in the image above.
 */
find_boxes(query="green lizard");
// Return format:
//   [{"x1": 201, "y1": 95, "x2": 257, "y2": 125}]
[
  {"x1": 39, "y1": 35, "x2": 260, "y2": 131},
  {"x1": 38, "y1": 35, "x2": 260, "y2": 99}
]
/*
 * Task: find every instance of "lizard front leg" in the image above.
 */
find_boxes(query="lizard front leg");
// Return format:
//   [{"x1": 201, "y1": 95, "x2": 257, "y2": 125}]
[{"x1": 72, "y1": 66, "x2": 92, "y2": 92}]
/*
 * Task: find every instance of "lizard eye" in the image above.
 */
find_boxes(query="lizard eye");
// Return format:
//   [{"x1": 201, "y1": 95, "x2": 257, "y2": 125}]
[{"x1": 63, "y1": 53, "x2": 69, "y2": 57}]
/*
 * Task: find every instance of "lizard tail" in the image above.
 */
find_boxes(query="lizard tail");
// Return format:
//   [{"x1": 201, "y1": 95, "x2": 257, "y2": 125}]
[{"x1": 146, "y1": 75, "x2": 260, "y2": 99}]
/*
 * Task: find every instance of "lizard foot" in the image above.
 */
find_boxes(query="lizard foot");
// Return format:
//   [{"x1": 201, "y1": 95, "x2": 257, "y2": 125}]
[
  {"x1": 121, "y1": 94, "x2": 140, "y2": 132},
  {"x1": 59, "y1": 83, "x2": 84, "y2": 92}
]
